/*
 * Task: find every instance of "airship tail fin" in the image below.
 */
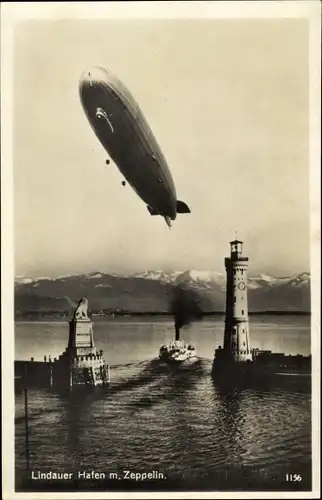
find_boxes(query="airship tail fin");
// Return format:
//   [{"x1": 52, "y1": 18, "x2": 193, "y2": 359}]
[
  {"x1": 147, "y1": 205, "x2": 159, "y2": 216},
  {"x1": 176, "y1": 200, "x2": 191, "y2": 214}
]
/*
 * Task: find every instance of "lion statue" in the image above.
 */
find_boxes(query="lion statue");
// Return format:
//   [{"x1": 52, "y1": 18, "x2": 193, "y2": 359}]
[{"x1": 73, "y1": 297, "x2": 89, "y2": 320}]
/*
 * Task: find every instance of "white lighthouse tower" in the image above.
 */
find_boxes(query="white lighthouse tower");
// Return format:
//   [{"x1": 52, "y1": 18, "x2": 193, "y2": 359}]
[{"x1": 223, "y1": 239, "x2": 252, "y2": 362}]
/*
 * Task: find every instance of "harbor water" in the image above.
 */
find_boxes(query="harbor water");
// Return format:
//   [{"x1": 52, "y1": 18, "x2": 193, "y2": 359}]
[{"x1": 15, "y1": 315, "x2": 311, "y2": 491}]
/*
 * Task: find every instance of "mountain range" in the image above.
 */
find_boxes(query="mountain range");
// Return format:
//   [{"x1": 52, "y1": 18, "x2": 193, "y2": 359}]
[{"x1": 14, "y1": 270, "x2": 310, "y2": 316}]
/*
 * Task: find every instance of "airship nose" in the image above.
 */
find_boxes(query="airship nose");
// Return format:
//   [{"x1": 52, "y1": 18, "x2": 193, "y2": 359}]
[{"x1": 80, "y1": 66, "x2": 109, "y2": 88}]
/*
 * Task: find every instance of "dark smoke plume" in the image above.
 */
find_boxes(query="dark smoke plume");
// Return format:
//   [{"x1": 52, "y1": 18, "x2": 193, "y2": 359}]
[{"x1": 170, "y1": 285, "x2": 203, "y2": 339}]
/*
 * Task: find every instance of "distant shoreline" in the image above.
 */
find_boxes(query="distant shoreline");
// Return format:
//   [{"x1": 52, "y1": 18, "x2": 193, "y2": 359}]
[{"x1": 14, "y1": 310, "x2": 311, "y2": 321}]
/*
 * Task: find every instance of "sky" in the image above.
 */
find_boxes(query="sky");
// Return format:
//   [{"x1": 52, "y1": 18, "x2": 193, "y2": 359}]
[{"x1": 14, "y1": 17, "x2": 310, "y2": 278}]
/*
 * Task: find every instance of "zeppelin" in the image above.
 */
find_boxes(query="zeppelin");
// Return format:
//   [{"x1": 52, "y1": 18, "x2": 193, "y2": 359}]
[{"x1": 79, "y1": 66, "x2": 191, "y2": 227}]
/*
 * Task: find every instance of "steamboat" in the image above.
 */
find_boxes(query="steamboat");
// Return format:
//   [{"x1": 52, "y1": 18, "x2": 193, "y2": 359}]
[{"x1": 159, "y1": 326, "x2": 197, "y2": 364}]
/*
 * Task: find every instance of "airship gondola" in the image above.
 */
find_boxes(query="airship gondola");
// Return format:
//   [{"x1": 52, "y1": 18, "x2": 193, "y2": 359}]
[{"x1": 79, "y1": 66, "x2": 190, "y2": 228}]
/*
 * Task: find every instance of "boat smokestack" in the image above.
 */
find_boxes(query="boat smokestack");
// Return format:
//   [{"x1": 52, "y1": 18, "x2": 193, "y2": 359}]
[{"x1": 170, "y1": 284, "x2": 204, "y2": 338}]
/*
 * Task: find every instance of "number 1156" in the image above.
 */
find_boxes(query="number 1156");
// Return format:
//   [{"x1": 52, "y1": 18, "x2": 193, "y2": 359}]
[{"x1": 286, "y1": 474, "x2": 302, "y2": 482}]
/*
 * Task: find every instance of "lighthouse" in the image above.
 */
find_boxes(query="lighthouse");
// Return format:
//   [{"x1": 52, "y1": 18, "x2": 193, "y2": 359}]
[
  {"x1": 212, "y1": 239, "x2": 252, "y2": 379},
  {"x1": 211, "y1": 239, "x2": 312, "y2": 384},
  {"x1": 223, "y1": 239, "x2": 252, "y2": 362}
]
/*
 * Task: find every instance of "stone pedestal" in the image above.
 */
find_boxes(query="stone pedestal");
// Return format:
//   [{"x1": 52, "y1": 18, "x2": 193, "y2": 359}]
[{"x1": 68, "y1": 318, "x2": 95, "y2": 353}]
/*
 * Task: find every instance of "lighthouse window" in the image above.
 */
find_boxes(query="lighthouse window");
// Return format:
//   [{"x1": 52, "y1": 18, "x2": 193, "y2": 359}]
[
  {"x1": 241, "y1": 309, "x2": 244, "y2": 315},
  {"x1": 234, "y1": 297, "x2": 236, "y2": 303}
]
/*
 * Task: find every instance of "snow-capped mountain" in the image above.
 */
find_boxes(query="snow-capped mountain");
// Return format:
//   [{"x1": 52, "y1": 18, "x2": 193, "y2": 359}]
[
  {"x1": 125, "y1": 269, "x2": 309, "y2": 293},
  {"x1": 14, "y1": 269, "x2": 310, "y2": 316},
  {"x1": 15, "y1": 270, "x2": 309, "y2": 288},
  {"x1": 15, "y1": 276, "x2": 34, "y2": 285},
  {"x1": 127, "y1": 269, "x2": 226, "y2": 288},
  {"x1": 248, "y1": 272, "x2": 310, "y2": 290}
]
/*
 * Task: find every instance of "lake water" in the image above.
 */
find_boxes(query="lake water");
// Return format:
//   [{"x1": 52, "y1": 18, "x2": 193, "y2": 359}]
[{"x1": 15, "y1": 315, "x2": 311, "y2": 492}]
